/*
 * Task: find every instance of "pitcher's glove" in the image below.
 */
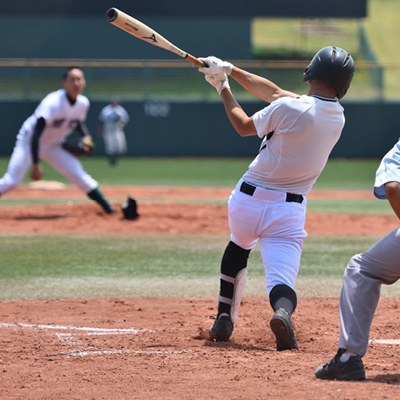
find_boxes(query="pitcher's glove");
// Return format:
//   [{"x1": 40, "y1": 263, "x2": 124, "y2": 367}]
[{"x1": 62, "y1": 135, "x2": 94, "y2": 157}]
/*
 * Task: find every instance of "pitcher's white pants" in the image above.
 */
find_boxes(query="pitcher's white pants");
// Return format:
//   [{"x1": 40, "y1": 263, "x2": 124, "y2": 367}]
[
  {"x1": 0, "y1": 135, "x2": 98, "y2": 195},
  {"x1": 228, "y1": 180, "x2": 308, "y2": 295}
]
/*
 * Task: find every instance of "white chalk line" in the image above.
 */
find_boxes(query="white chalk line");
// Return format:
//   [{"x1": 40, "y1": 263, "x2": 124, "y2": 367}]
[
  {"x1": 0, "y1": 322, "x2": 154, "y2": 334},
  {"x1": 46, "y1": 349, "x2": 192, "y2": 358},
  {"x1": 0, "y1": 322, "x2": 192, "y2": 358},
  {"x1": 371, "y1": 339, "x2": 400, "y2": 345}
]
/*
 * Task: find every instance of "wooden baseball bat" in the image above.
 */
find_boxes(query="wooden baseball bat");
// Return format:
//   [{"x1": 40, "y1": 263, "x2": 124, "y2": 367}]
[{"x1": 106, "y1": 8, "x2": 206, "y2": 67}]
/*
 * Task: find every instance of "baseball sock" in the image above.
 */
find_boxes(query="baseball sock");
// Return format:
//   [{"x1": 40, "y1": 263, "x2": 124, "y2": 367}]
[
  {"x1": 269, "y1": 284, "x2": 297, "y2": 316},
  {"x1": 217, "y1": 241, "x2": 251, "y2": 318},
  {"x1": 87, "y1": 187, "x2": 114, "y2": 213},
  {"x1": 340, "y1": 350, "x2": 358, "y2": 362}
]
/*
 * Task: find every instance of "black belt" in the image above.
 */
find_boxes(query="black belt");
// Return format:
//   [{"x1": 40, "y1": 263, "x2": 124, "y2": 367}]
[{"x1": 240, "y1": 181, "x2": 303, "y2": 204}]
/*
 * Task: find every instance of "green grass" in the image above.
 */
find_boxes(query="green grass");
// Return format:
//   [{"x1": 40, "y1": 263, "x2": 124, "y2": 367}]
[
  {"x1": 252, "y1": 0, "x2": 400, "y2": 99},
  {"x1": 252, "y1": 18, "x2": 361, "y2": 60},
  {"x1": 363, "y1": 0, "x2": 400, "y2": 98},
  {"x1": 0, "y1": 156, "x2": 396, "y2": 300},
  {"x1": 0, "y1": 233, "x2": 391, "y2": 300}
]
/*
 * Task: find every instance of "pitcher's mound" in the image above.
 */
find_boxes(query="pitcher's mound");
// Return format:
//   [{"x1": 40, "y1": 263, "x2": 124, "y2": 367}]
[{"x1": 28, "y1": 181, "x2": 66, "y2": 190}]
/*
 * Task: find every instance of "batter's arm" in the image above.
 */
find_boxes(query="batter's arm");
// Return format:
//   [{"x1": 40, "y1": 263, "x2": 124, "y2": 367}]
[
  {"x1": 230, "y1": 66, "x2": 299, "y2": 103},
  {"x1": 220, "y1": 89, "x2": 257, "y2": 137}
]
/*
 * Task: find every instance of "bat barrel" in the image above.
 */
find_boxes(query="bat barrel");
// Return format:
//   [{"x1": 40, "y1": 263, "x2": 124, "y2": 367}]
[{"x1": 106, "y1": 8, "x2": 118, "y2": 22}]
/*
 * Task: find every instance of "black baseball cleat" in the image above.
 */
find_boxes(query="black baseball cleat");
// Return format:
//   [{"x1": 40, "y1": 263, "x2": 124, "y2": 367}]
[
  {"x1": 315, "y1": 349, "x2": 366, "y2": 381},
  {"x1": 209, "y1": 315, "x2": 234, "y2": 341},
  {"x1": 270, "y1": 308, "x2": 299, "y2": 351}
]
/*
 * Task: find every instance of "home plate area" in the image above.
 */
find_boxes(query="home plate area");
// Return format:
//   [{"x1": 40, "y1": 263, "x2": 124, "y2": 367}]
[
  {"x1": 1, "y1": 297, "x2": 400, "y2": 399},
  {"x1": 0, "y1": 322, "x2": 174, "y2": 358}
]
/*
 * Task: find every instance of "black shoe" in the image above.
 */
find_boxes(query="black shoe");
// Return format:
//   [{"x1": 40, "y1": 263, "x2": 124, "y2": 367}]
[
  {"x1": 315, "y1": 349, "x2": 366, "y2": 381},
  {"x1": 270, "y1": 308, "x2": 299, "y2": 351},
  {"x1": 209, "y1": 315, "x2": 234, "y2": 341}
]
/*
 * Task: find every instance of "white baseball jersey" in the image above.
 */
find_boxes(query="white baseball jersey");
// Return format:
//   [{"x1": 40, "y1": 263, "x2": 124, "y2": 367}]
[
  {"x1": 98, "y1": 104, "x2": 129, "y2": 133},
  {"x1": 0, "y1": 88, "x2": 97, "y2": 195},
  {"x1": 98, "y1": 104, "x2": 129, "y2": 156},
  {"x1": 229, "y1": 95, "x2": 346, "y2": 294},
  {"x1": 18, "y1": 89, "x2": 89, "y2": 145},
  {"x1": 243, "y1": 95, "x2": 345, "y2": 195}
]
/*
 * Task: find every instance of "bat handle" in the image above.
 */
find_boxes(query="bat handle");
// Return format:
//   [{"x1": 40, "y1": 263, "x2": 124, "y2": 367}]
[{"x1": 185, "y1": 53, "x2": 207, "y2": 67}]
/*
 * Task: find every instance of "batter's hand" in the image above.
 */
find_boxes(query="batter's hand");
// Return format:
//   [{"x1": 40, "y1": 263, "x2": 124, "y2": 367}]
[
  {"x1": 204, "y1": 73, "x2": 230, "y2": 95},
  {"x1": 198, "y1": 56, "x2": 233, "y2": 76},
  {"x1": 30, "y1": 164, "x2": 43, "y2": 181}
]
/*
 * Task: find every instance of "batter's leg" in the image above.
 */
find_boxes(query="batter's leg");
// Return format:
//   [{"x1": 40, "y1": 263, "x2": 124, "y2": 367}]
[
  {"x1": 209, "y1": 241, "x2": 251, "y2": 341},
  {"x1": 260, "y1": 237, "x2": 304, "y2": 350}
]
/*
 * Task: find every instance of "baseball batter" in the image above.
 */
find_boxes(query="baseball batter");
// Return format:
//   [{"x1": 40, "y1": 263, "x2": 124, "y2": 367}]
[
  {"x1": 98, "y1": 97, "x2": 130, "y2": 166},
  {"x1": 198, "y1": 47, "x2": 355, "y2": 350},
  {"x1": 315, "y1": 138, "x2": 400, "y2": 380},
  {"x1": 0, "y1": 67, "x2": 115, "y2": 214}
]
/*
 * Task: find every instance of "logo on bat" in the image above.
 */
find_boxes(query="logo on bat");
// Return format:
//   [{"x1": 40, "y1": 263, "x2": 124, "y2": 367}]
[{"x1": 143, "y1": 34, "x2": 158, "y2": 43}]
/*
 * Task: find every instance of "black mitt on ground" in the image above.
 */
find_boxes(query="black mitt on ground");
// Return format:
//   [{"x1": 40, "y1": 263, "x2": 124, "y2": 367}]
[{"x1": 121, "y1": 196, "x2": 139, "y2": 220}]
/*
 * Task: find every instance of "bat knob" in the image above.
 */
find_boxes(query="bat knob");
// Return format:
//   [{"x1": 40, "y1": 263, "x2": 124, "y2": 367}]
[{"x1": 106, "y1": 8, "x2": 118, "y2": 22}]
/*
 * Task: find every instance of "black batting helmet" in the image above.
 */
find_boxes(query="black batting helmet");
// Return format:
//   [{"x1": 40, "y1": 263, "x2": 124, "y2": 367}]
[{"x1": 303, "y1": 46, "x2": 355, "y2": 99}]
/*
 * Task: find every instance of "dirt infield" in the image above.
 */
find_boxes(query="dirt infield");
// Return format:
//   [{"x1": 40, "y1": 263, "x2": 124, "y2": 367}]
[
  {"x1": 0, "y1": 185, "x2": 398, "y2": 235},
  {"x1": 0, "y1": 185, "x2": 399, "y2": 399}
]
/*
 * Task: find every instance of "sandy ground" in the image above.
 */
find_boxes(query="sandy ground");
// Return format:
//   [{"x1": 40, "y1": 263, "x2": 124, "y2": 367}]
[{"x1": 0, "y1": 185, "x2": 399, "y2": 399}]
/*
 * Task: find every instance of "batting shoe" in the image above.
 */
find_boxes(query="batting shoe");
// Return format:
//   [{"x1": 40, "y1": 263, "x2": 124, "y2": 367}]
[
  {"x1": 315, "y1": 349, "x2": 366, "y2": 381},
  {"x1": 209, "y1": 314, "x2": 234, "y2": 341},
  {"x1": 269, "y1": 308, "x2": 299, "y2": 351}
]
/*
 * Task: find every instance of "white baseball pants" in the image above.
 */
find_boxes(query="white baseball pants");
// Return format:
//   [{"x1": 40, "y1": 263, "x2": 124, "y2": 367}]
[{"x1": 228, "y1": 179, "x2": 308, "y2": 295}]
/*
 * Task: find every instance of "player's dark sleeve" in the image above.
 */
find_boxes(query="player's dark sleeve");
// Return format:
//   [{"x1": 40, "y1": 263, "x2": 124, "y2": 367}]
[
  {"x1": 76, "y1": 121, "x2": 91, "y2": 137},
  {"x1": 30, "y1": 117, "x2": 46, "y2": 164}
]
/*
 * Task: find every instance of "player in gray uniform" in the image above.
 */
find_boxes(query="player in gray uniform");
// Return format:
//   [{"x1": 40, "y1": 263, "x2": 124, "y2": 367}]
[
  {"x1": 0, "y1": 67, "x2": 115, "y2": 214},
  {"x1": 198, "y1": 47, "x2": 354, "y2": 350},
  {"x1": 315, "y1": 138, "x2": 400, "y2": 380},
  {"x1": 98, "y1": 97, "x2": 130, "y2": 166}
]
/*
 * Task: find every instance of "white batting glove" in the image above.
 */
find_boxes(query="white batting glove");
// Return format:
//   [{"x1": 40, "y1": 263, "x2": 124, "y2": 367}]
[
  {"x1": 204, "y1": 73, "x2": 230, "y2": 95},
  {"x1": 198, "y1": 56, "x2": 233, "y2": 76}
]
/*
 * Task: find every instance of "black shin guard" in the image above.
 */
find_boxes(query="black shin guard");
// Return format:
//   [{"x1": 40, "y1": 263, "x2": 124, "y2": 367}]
[
  {"x1": 269, "y1": 284, "x2": 297, "y2": 316},
  {"x1": 217, "y1": 241, "x2": 251, "y2": 317}
]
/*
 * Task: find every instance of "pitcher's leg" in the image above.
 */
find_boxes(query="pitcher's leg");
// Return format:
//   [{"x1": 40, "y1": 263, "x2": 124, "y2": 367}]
[
  {"x1": 43, "y1": 147, "x2": 114, "y2": 213},
  {"x1": 0, "y1": 140, "x2": 31, "y2": 195}
]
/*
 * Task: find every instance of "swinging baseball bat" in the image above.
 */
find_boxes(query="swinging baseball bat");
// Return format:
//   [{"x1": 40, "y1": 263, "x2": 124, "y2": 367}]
[{"x1": 106, "y1": 8, "x2": 205, "y2": 67}]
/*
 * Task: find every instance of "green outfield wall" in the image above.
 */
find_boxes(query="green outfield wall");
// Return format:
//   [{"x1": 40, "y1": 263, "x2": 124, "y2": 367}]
[{"x1": 0, "y1": 100, "x2": 398, "y2": 159}]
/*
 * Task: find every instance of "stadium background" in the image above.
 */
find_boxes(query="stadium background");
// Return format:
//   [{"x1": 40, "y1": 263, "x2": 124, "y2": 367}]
[{"x1": 0, "y1": 0, "x2": 397, "y2": 158}]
